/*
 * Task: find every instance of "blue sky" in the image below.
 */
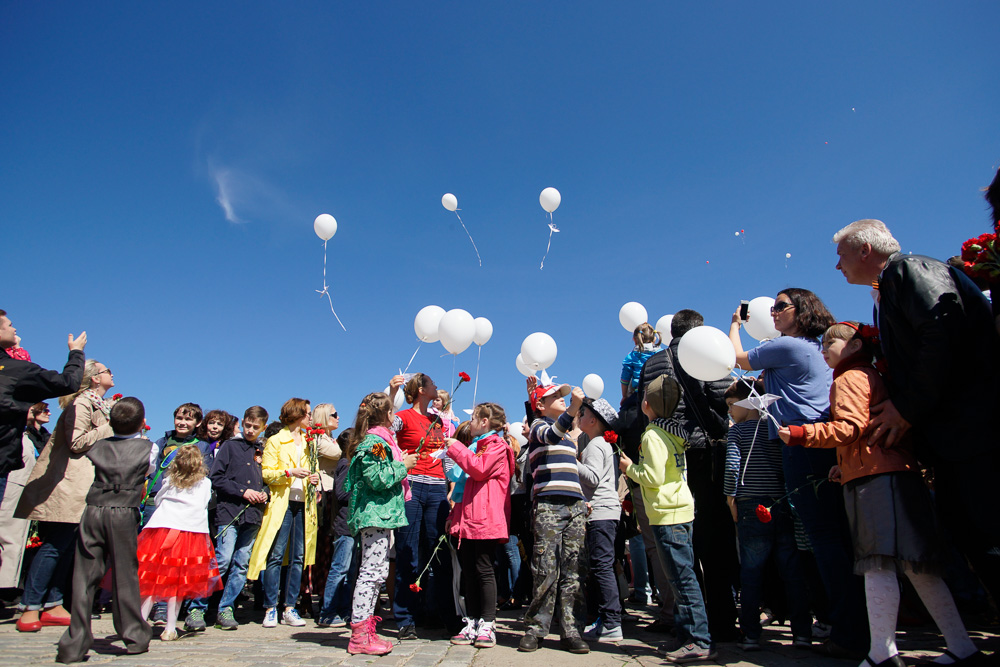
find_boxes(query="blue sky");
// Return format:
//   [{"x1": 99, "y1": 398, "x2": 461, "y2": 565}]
[{"x1": 2, "y1": 2, "x2": 997, "y2": 432}]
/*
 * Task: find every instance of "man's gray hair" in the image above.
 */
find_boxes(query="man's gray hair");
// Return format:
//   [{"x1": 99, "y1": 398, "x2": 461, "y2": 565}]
[{"x1": 832, "y1": 219, "x2": 901, "y2": 256}]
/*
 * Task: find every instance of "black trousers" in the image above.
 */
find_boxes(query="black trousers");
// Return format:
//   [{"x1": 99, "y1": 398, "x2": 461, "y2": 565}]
[
  {"x1": 57, "y1": 506, "x2": 151, "y2": 663},
  {"x1": 459, "y1": 539, "x2": 498, "y2": 621}
]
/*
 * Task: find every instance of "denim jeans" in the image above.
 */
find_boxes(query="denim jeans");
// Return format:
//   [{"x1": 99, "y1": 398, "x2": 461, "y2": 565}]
[
  {"x1": 650, "y1": 521, "x2": 711, "y2": 649},
  {"x1": 320, "y1": 534, "x2": 356, "y2": 621},
  {"x1": 262, "y1": 501, "x2": 305, "y2": 609},
  {"x1": 393, "y1": 481, "x2": 453, "y2": 627},
  {"x1": 629, "y1": 533, "x2": 651, "y2": 599},
  {"x1": 782, "y1": 443, "x2": 868, "y2": 651},
  {"x1": 217, "y1": 522, "x2": 261, "y2": 611},
  {"x1": 736, "y1": 497, "x2": 811, "y2": 641},
  {"x1": 497, "y1": 534, "x2": 521, "y2": 600},
  {"x1": 22, "y1": 522, "x2": 77, "y2": 610}
]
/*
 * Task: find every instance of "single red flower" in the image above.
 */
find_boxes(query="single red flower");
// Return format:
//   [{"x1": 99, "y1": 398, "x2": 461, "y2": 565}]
[
  {"x1": 409, "y1": 583, "x2": 422, "y2": 592},
  {"x1": 142, "y1": 421, "x2": 151, "y2": 431},
  {"x1": 459, "y1": 372, "x2": 471, "y2": 382},
  {"x1": 755, "y1": 504, "x2": 772, "y2": 523},
  {"x1": 112, "y1": 393, "x2": 123, "y2": 401},
  {"x1": 603, "y1": 430, "x2": 618, "y2": 444}
]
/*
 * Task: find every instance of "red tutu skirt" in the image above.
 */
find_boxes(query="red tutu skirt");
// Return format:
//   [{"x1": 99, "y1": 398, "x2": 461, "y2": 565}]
[{"x1": 136, "y1": 528, "x2": 223, "y2": 601}]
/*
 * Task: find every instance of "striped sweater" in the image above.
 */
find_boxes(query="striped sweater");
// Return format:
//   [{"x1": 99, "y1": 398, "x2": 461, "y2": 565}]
[
  {"x1": 723, "y1": 419, "x2": 785, "y2": 498},
  {"x1": 527, "y1": 412, "x2": 584, "y2": 500}
]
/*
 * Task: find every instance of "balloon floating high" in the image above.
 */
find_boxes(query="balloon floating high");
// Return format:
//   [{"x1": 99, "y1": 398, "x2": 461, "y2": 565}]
[
  {"x1": 441, "y1": 193, "x2": 481, "y2": 266},
  {"x1": 313, "y1": 213, "x2": 346, "y2": 330},
  {"x1": 538, "y1": 187, "x2": 562, "y2": 269}
]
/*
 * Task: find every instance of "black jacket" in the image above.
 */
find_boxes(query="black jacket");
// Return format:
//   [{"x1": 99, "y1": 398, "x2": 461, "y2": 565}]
[
  {"x1": 0, "y1": 348, "x2": 84, "y2": 476},
  {"x1": 210, "y1": 435, "x2": 266, "y2": 526},
  {"x1": 877, "y1": 253, "x2": 1000, "y2": 461},
  {"x1": 332, "y1": 457, "x2": 351, "y2": 537}
]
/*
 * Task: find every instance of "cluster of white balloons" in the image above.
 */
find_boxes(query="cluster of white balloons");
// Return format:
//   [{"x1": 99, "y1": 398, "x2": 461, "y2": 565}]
[
  {"x1": 515, "y1": 332, "x2": 557, "y2": 376},
  {"x1": 414, "y1": 305, "x2": 492, "y2": 356}
]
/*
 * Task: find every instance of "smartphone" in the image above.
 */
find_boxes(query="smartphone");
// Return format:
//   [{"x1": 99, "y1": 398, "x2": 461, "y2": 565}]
[{"x1": 739, "y1": 300, "x2": 750, "y2": 322}]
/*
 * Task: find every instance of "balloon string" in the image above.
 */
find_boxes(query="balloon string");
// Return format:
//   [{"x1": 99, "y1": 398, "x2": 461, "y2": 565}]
[
  {"x1": 730, "y1": 370, "x2": 781, "y2": 429},
  {"x1": 539, "y1": 213, "x2": 559, "y2": 269},
  {"x1": 454, "y1": 211, "x2": 482, "y2": 267},
  {"x1": 402, "y1": 342, "x2": 421, "y2": 374},
  {"x1": 472, "y1": 345, "x2": 481, "y2": 410},
  {"x1": 451, "y1": 354, "x2": 457, "y2": 396},
  {"x1": 316, "y1": 241, "x2": 347, "y2": 331}
]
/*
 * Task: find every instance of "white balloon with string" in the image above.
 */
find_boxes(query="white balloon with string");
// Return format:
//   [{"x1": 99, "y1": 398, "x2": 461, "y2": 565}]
[
  {"x1": 677, "y1": 326, "x2": 736, "y2": 381},
  {"x1": 521, "y1": 332, "x2": 557, "y2": 371},
  {"x1": 441, "y1": 193, "x2": 481, "y2": 266},
  {"x1": 312, "y1": 214, "x2": 346, "y2": 331},
  {"x1": 471, "y1": 317, "x2": 493, "y2": 407},
  {"x1": 538, "y1": 187, "x2": 561, "y2": 269},
  {"x1": 619, "y1": 302, "x2": 647, "y2": 332},
  {"x1": 404, "y1": 305, "x2": 446, "y2": 374}
]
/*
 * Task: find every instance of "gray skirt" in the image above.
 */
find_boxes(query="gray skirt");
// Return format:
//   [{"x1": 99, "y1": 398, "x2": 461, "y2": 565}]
[{"x1": 843, "y1": 471, "x2": 941, "y2": 575}]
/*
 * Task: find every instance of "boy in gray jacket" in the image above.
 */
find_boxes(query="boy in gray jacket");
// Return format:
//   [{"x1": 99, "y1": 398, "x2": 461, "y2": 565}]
[{"x1": 576, "y1": 398, "x2": 623, "y2": 642}]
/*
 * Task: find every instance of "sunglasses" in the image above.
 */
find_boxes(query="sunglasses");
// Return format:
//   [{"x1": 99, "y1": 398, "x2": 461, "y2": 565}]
[
  {"x1": 96, "y1": 368, "x2": 113, "y2": 375},
  {"x1": 770, "y1": 301, "x2": 794, "y2": 315}
]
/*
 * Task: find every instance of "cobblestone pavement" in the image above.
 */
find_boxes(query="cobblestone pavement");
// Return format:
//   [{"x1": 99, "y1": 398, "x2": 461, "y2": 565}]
[{"x1": 1, "y1": 601, "x2": 996, "y2": 667}]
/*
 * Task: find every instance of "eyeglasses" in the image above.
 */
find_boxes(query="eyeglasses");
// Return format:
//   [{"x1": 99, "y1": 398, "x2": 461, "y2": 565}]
[
  {"x1": 770, "y1": 302, "x2": 794, "y2": 315},
  {"x1": 96, "y1": 368, "x2": 113, "y2": 376}
]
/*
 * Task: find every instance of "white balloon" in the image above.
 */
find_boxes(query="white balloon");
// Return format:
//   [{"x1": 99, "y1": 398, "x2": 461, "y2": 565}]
[
  {"x1": 438, "y1": 308, "x2": 476, "y2": 355},
  {"x1": 655, "y1": 314, "x2": 674, "y2": 345},
  {"x1": 414, "y1": 305, "x2": 445, "y2": 343},
  {"x1": 473, "y1": 317, "x2": 493, "y2": 346},
  {"x1": 677, "y1": 326, "x2": 737, "y2": 381},
  {"x1": 384, "y1": 386, "x2": 406, "y2": 412},
  {"x1": 582, "y1": 373, "x2": 605, "y2": 399},
  {"x1": 515, "y1": 354, "x2": 535, "y2": 378},
  {"x1": 619, "y1": 302, "x2": 648, "y2": 332},
  {"x1": 442, "y1": 193, "x2": 458, "y2": 212},
  {"x1": 785, "y1": 252, "x2": 792, "y2": 259},
  {"x1": 508, "y1": 422, "x2": 528, "y2": 448},
  {"x1": 520, "y1": 332, "x2": 557, "y2": 371},
  {"x1": 313, "y1": 213, "x2": 338, "y2": 241},
  {"x1": 539, "y1": 187, "x2": 561, "y2": 213},
  {"x1": 744, "y1": 296, "x2": 781, "y2": 341}
]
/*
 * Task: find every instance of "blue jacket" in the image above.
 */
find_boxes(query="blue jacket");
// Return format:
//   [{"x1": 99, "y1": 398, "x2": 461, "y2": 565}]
[{"x1": 210, "y1": 435, "x2": 266, "y2": 526}]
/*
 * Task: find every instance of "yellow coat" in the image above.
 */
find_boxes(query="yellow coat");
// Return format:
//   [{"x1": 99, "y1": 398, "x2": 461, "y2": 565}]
[{"x1": 247, "y1": 428, "x2": 318, "y2": 580}]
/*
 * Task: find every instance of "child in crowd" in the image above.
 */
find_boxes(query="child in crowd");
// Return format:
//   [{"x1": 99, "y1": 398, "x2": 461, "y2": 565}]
[
  {"x1": 247, "y1": 398, "x2": 319, "y2": 629},
  {"x1": 138, "y1": 444, "x2": 222, "y2": 641},
  {"x1": 723, "y1": 379, "x2": 811, "y2": 651},
  {"x1": 619, "y1": 375, "x2": 715, "y2": 664},
  {"x1": 621, "y1": 322, "x2": 659, "y2": 401},
  {"x1": 519, "y1": 383, "x2": 590, "y2": 655},
  {"x1": 209, "y1": 406, "x2": 270, "y2": 630},
  {"x1": 576, "y1": 398, "x2": 624, "y2": 643},
  {"x1": 345, "y1": 393, "x2": 417, "y2": 655},
  {"x1": 317, "y1": 428, "x2": 356, "y2": 628},
  {"x1": 780, "y1": 322, "x2": 981, "y2": 667},
  {"x1": 144, "y1": 403, "x2": 203, "y2": 527},
  {"x1": 431, "y1": 390, "x2": 458, "y2": 437},
  {"x1": 443, "y1": 403, "x2": 515, "y2": 649},
  {"x1": 56, "y1": 398, "x2": 152, "y2": 663}
]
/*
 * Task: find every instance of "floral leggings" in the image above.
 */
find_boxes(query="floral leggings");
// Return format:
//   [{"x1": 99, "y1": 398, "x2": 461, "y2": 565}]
[{"x1": 351, "y1": 527, "x2": 390, "y2": 622}]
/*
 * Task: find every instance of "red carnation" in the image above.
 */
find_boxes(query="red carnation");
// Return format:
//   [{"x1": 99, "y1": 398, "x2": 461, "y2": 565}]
[
  {"x1": 603, "y1": 430, "x2": 618, "y2": 444},
  {"x1": 459, "y1": 372, "x2": 471, "y2": 382},
  {"x1": 755, "y1": 504, "x2": 772, "y2": 523},
  {"x1": 142, "y1": 421, "x2": 151, "y2": 431},
  {"x1": 112, "y1": 393, "x2": 123, "y2": 401},
  {"x1": 409, "y1": 583, "x2": 422, "y2": 593}
]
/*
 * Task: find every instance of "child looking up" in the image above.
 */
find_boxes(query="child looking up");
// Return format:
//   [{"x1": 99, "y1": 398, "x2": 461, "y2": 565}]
[
  {"x1": 723, "y1": 379, "x2": 810, "y2": 651},
  {"x1": 345, "y1": 393, "x2": 417, "y2": 655},
  {"x1": 621, "y1": 322, "x2": 659, "y2": 401},
  {"x1": 137, "y1": 444, "x2": 222, "y2": 641},
  {"x1": 519, "y1": 383, "x2": 590, "y2": 655},
  {"x1": 780, "y1": 323, "x2": 981, "y2": 667},
  {"x1": 443, "y1": 403, "x2": 515, "y2": 649},
  {"x1": 576, "y1": 398, "x2": 623, "y2": 644},
  {"x1": 56, "y1": 398, "x2": 153, "y2": 663},
  {"x1": 619, "y1": 375, "x2": 715, "y2": 664}
]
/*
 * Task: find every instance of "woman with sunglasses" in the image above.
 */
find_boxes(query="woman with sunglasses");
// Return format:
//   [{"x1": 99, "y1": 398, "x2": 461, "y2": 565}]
[
  {"x1": 14, "y1": 361, "x2": 115, "y2": 632},
  {"x1": 729, "y1": 289, "x2": 869, "y2": 659}
]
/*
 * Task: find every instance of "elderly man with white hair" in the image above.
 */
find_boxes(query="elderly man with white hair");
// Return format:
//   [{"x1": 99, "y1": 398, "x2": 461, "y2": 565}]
[{"x1": 832, "y1": 218, "x2": 1000, "y2": 611}]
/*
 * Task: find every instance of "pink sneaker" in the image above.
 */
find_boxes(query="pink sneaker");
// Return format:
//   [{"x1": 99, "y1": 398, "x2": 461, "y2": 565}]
[{"x1": 348, "y1": 616, "x2": 393, "y2": 655}]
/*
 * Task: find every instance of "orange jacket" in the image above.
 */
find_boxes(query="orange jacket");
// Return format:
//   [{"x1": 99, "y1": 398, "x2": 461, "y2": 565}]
[{"x1": 786, "y1": 358, "x2": 917, "y2": 484}]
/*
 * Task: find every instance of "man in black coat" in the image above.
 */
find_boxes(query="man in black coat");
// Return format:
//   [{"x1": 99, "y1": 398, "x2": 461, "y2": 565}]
[
  {"x1": 0, "y1": 310, "x2": 86, "y2": 501},
  {"x1": 833, "y1": 218, "x2": 1000, "y2": 607}
]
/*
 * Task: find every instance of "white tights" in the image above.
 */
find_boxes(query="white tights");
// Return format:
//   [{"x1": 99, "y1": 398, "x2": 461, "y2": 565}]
[
  {"x1": 141, "y1": 596, "x2": 179, "y2": 635},
  {"x1": 861, "y1": 568, "x2": 976, "y2": 666}
]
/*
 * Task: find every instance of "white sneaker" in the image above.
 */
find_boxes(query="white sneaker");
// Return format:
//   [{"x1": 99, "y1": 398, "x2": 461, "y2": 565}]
[
  {"x1": 262, "y1": 607, "x2": 278, "y2": 628},
  {"x1": 281, "y1": 608, "x2": 306, "y2": 627},
  {"x1": 474, "y1": 619, "x2": 496, "y2": 648},
  {"x1": 597, "y1": 625, "x2": 623, "y2": 643}
]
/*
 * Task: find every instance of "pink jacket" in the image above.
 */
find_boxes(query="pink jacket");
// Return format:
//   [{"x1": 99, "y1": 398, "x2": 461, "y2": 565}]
[{"x1": 446, "y1": 433, "x2": 513, "y2": 542}]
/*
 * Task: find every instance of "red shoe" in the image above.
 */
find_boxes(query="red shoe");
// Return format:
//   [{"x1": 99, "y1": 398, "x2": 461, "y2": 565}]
[
  {"x1": 16, "y1": 616, "x2": 42, "y2": 632},
  {"x1": 40, "y1": 612, "x2": 71, "y2": 627}
]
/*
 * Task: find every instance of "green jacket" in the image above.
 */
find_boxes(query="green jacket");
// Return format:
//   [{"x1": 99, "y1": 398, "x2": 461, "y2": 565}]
[
  {"x1": 345, "y1": 434, "x2": 409, "y2": 536},
  {"x1": 626, "y1": 423, "x2": 694, "y2": 526}
]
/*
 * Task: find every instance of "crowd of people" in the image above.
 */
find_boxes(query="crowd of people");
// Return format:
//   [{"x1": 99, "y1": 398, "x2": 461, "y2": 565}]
[{"x1": 1, "y1": 184, "x2": 999, "y2": 666}]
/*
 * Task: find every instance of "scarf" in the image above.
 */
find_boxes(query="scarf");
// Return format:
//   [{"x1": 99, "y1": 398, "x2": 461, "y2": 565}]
[
  {"x1": 368, "y1": 425, "x2": 411, "y2": 501},
  {"x1": 80, "y1": 388, "x2": 113, "y2": 418}
]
